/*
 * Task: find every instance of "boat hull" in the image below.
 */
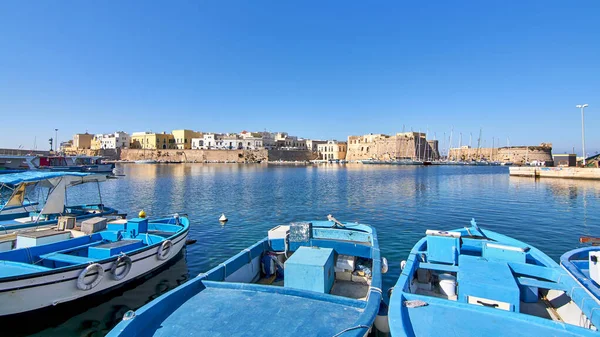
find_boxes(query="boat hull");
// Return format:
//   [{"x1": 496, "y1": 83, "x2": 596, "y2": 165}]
[{"x1": 0, "y1": 229, "x2": 188, "y2": 316}]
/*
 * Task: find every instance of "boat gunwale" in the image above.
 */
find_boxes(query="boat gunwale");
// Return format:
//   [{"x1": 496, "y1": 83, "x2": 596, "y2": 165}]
[{"x1": 0, "y1": 216, "x2": 189, "y2": 283}]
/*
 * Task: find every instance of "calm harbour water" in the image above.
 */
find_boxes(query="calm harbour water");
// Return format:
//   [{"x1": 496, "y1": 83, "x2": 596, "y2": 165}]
[{"x1": 7, "y1": 163, "x2": 600, "y2": 336}]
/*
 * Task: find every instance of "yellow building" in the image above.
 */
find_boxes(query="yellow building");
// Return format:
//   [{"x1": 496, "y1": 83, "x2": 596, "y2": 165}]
[
  {"x1": 318, "y1": 141, "x2": 347, "y2": 160},
  {"x1": 73, "y1": 133, "x2": 93, "y2": 149},
  {"x1": 172, "y1": 129, "x2": 202, "y2": 149},
  {"x1": 131, "y1": 132, "x2": 176, "y2": 149}
]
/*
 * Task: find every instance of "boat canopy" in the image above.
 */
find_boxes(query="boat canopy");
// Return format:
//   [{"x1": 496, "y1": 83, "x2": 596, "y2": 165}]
[
  {"x1": 0, "y1": 172, "x2": 107, "y2": 216},
  {"x1": 0, "y1": 172, "x2": 105, "y2": 186}
]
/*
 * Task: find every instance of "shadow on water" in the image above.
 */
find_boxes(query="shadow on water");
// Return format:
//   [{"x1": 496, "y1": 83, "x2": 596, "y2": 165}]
[{"x1": 2, "y1": 250, "x2": 189, "y2": 337}]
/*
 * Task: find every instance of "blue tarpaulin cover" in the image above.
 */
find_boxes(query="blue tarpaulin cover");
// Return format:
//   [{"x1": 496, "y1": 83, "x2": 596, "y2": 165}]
[{"x1": 0, "y1": 172, "x2": 93, "y2": 185}]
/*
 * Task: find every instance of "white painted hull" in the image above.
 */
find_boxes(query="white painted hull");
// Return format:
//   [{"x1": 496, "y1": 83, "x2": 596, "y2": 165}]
[{"x1": 0, "y1": 231, "x2": 188, "y2": 316}]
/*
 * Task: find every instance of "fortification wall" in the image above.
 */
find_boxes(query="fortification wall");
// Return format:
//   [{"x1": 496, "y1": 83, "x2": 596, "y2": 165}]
[
  {"x1": 448, "y1": 146, "x2": 553, "y2": 164},
  {"x1": 347, "y1": 134, "x2": 439, "y2": 161}
]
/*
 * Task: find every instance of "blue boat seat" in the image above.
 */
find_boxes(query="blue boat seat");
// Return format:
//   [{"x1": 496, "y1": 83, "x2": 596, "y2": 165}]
[
  {"x1": 40, "y1": 252, "x2": 98, "y2": 265},
  {"x1": 425, "y1": 230, "x2": 461, "y2": 265},
  {"x1": 458, "y1": 255, "x2": 520, "y2": 312}
]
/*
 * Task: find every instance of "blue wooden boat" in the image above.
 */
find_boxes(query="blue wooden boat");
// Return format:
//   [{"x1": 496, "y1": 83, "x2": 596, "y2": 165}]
[
  {"x1": 0, "y1": 172, "x2": 117, "y2": 232},
  {"x1": 561, "y1": 245, "x2": 600, "y2": 328},
  {"x1": 107, "y1": 217, "x2": 386, "y2": 337},
  {"x1": 389, "y1": 219, "x2": 598, "y2": 336},
  {"x1": 0, "y1": 214, "x2": 189, "y2": 316}
]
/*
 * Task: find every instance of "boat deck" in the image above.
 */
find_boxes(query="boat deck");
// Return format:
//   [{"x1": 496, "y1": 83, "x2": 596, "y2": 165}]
[{"x1": 145, "y1": 283, "x2": 366, "y2": 337}]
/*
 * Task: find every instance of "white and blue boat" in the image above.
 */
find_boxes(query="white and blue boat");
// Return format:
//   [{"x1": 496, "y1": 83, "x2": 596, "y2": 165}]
[
  {"x1": 389, "y1": 219, "x2": 598, "y2": 336},
  {"x1": 560, "y1": 245, "x2": 600, "y2": 328},
  {"x1": 107, "y1": 216, "x2": 387, "y2": 337},
  {"x1": 0, "y1": 172, "x2": 118, "y2": 234},
  {"x1": 0, "y1": 213, "x2": 189, "y2": 316}
]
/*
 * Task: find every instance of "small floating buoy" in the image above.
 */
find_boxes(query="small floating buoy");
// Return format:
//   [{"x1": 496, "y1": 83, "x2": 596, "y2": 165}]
[
  {"x1": 139, "y1": 210, "x2": 146, "y2": 218},
  {"x1": 219, "y1": 213, "x2": 228, "y2": 223}
]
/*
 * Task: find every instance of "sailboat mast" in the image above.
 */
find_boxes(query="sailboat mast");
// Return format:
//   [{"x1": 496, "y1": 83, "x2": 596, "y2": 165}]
[
  {"x1": 417, "y1": 130, "x2": 421, "y2": 161},
  {"x1": 449, "y1": 127, "x2": 454, "y2": 161}
]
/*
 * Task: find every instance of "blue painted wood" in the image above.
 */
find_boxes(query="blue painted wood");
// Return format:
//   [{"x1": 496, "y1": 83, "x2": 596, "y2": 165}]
[
  {"x1": 426, "y1": 235, "x2": 459, "y2": 265},
  {"x1": 0, "y1": 216, "x2": 188, "y2": 278},
  {"x1": 284, "y1": 246, "x2": 335, "y2": 293},
  {"x1": 106, "y1": 220, "x2": 382, "y2": 337},
  {"x1": 389, "y1": 223, "x2": 600, "y2": 337}
]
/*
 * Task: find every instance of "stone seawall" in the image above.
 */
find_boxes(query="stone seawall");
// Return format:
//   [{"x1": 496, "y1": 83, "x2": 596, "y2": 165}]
[
  {"x1": 119, "y1": 149, "x2": 317, "y2": 162},
  {"x1": 266, "y1": 150, "x2": 319, "y2": 162}
]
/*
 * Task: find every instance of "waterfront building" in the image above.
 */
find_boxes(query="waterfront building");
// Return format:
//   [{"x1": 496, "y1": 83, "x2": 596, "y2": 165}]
[
  {"x1": 199, "y1": 133, "x2": 224, "y2": 149},
  {"x1": 318, "y1": 141, "x2": 347, "y2": 160},
  {"x1": 59, "y1": 140, "x2": 73, "y2": 153},
  {"x1": 306, "y1": 140, "x2": 327, "y2": 152},
  {"x1": 131, "y1": 132, "x2": 175, "y2": 149},
  {"x1": 92, "y1": 132, "x2": 130, "y2": 150},
  {"x1": 553, "y1": 154, "x2": 577, "y2": 167},
  {"x1": 73, "y1": 133, "x2": 93, "y2": 150},
  {"x1": 222, "y1": 134, "x2": 244, "y2": 150},
  {"x1": 191, "y1": 138, "x2": 203, "y2": 150},
  {"x1": 91, "y1": 135, "x2": 102, "y2": 150},
  {"x1": 274, "y1": 132, "x2": 307, "y2": 150},
  {"x1": 262, "y1": 133, "x2": 276, "y2": 149},
  {"x1": 172, "y1": 129, "x2": 202, "y2": 150}
]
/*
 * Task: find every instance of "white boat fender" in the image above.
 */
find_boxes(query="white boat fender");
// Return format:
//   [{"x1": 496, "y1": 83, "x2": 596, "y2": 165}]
[
  {"x1": 111, "y1": 255, "x2": 132, "y2": 281},
  {"x1": 374, "y1": 302, "x2": 390, "y2": 333},
  {"x1": 77, "y1": 263, "x2": 104, "y2": 291},
  {"x1": 400, "y1": 260, "x2": 406, "y2": 270},
  {"x1": 381, "y1": 257, "x2": 389, "y2": 274},
  {"x1": 157, "y1": 240, "x2": 173, "y2": 260}
]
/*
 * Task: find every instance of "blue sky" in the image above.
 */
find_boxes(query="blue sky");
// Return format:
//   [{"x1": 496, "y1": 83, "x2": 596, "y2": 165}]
[{"x1": 0, "y1": 1, "x2": 598, "y2": 154}]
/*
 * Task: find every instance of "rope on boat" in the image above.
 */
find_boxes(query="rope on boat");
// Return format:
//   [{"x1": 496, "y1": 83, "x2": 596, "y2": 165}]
[{"x1": 331, "y1": 324, "x2": 370, "y2": 337}]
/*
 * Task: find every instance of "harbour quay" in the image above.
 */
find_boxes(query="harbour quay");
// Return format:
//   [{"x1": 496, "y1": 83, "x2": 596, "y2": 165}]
[{"x1": 509, "y1": 166, "x2": 600, "y2": 180}]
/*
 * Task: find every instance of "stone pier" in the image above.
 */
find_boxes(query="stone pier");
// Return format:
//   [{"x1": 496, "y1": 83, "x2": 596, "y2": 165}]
[{"x1": 509, "y1": 167, "x2": 600, "y2": 180}]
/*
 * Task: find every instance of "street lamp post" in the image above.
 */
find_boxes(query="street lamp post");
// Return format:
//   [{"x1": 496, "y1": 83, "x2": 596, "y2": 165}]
[
  {"x1": 575, "y1": 104, "x2": 589, "y2": 166},
  {"x1": 54, "y1": 128, "x2": 59, "y2": 153}
]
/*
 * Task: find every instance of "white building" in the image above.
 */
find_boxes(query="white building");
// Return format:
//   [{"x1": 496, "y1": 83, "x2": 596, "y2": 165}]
[
  {"x1": 191, "y1": 138, "x2": 204, "y2": 149},
  {"x1": 98, "y1": 132, "x2": 130, "y2": 149},
  {"x1": 275, "y1": 133, "x2": 307, "y2": 150},
  {"x1": 306, "y1": 140, "x2": 327, "y2": 152},
  {"x1": 201, "y1": 133, "x2": 224, "y2": 149}
]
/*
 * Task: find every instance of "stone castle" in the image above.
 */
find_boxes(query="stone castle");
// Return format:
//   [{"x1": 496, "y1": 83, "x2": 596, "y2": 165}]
[{"x1": 346, "y1": 132, "x2": 439, "y2": 161}]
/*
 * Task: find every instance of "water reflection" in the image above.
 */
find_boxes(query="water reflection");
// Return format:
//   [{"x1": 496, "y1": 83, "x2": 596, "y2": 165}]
[{"x1": 10, "y1": 164, "x2": 600, "y2": 336}]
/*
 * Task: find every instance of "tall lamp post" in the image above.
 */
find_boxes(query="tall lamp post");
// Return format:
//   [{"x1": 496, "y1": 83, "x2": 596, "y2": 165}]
[
  {"x1": 54, "y1": 128, "x2": 58, "y2": 153},
  {"x1": 575, "y1": 104, "x2": 589, "y2": 166}
]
